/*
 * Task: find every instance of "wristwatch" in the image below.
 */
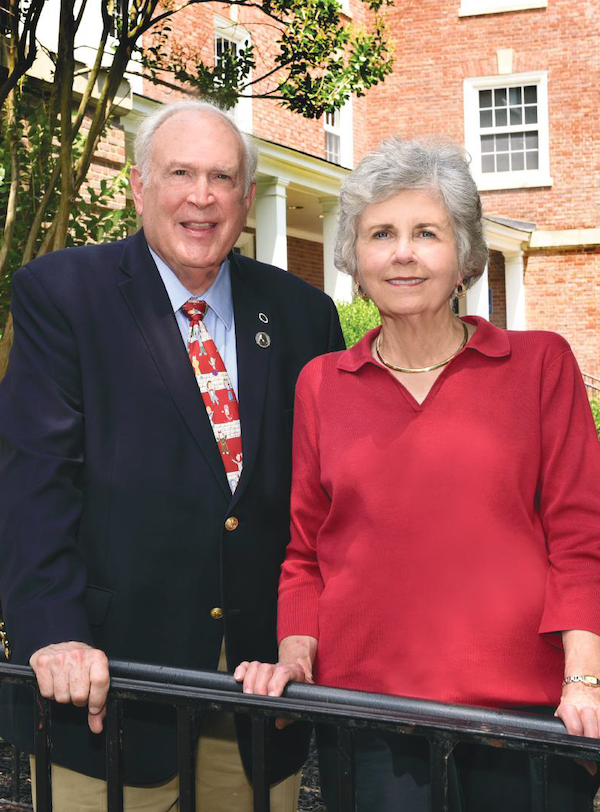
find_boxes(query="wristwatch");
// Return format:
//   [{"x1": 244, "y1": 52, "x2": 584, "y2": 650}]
[{"x1": 562, "y1": 675, "x2": 600, "y2": 687}]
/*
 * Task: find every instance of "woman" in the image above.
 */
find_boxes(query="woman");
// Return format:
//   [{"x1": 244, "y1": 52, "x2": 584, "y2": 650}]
[{"x1": 235, "y1": 138, "x2": 600, "y2": 811}]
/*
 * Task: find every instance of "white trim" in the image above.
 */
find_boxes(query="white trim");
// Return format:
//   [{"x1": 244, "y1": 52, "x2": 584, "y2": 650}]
[
  {"x1": 235, "y1": 231, "x2": 255, "y2": 258},
  {"x1": 464, "y1": 71, "x2": 551, "y2": 191},
  {"x1": 213, "y1": 14, "x2": 253, "y2": 135},
  {"x1": 459, "y1": 0, "x2": 547, "y2": 16},
  {"x1": 529, "y1": 228, "x2": 600, "y2": 249}
]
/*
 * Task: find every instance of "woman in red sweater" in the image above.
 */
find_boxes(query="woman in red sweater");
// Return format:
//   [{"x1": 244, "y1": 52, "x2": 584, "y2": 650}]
[{"x1": 235, "y1": 138, "x2": 600, "y2": 811}]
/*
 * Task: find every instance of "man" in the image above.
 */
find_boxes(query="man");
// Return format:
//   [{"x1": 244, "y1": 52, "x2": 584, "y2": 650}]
[{"x1": 0, "y1": 101, "x2": 345, "y2": 810}]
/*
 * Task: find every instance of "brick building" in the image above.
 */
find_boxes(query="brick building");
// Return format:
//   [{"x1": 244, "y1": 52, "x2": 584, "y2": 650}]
[{"x1": 26, "y1": 0, "x2": 600, "y2": 377}]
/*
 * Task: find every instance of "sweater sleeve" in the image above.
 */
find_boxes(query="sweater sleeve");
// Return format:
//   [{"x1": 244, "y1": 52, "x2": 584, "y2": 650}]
[
  {"x1": 538, "y1": 346, "x2": 600, "y2": 638},
  {"x1": 277, "y1": 369, "x2": 329, "y2": 642}
]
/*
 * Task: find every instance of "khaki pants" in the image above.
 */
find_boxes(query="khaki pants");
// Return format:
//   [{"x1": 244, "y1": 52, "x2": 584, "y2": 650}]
[
  {"x1": 31, "y1": 715, "x2": 301, "y2": 812},
  {"x1": 31, "y1": 644, "x2": 301, "y2": 812}
]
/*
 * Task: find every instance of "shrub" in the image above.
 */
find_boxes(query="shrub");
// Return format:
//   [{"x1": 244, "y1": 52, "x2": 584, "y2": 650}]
[
  {"x1": 336, "y1": 298, "x2": 381, "y2": 348},
  {"x1": 590, "y1": 399, "x2": 600, "y2": 442}
]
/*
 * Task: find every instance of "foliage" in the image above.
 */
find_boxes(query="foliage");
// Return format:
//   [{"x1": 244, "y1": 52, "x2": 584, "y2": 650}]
[
  {"x1": 152, "y1": 0, "x2": 395, "y2": 119},
  {"x1": 590, "y1": 399, "x2": 600, "y2": 442},
  {"x1": 336, "y1": 296, "x2": 381, "y2": 347},
  {"x1": 0, "y1": 85, "x2": 136, "y2": 325}
]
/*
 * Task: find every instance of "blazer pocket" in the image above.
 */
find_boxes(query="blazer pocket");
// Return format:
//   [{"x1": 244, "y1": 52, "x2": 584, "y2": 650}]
[{"x1": 85, "y1": 584, "x2": 114, "y2": 627}]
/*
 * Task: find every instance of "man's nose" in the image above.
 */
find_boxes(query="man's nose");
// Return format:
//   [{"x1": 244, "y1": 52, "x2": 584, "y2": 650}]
[{"x1": 187, "y1": 176, "x2": 214, "y2": 206}]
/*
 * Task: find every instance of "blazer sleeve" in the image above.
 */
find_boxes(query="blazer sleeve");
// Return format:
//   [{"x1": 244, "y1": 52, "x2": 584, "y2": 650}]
[
  {"x1": 537, "y1": 346, "x2": 600, "y2": 638},
  {"x1": 0, "y1": 265, "x2": 92, "y2": 662},
  {"x1": 326, "y1": 297, "x2": 346, "y2": 354}
]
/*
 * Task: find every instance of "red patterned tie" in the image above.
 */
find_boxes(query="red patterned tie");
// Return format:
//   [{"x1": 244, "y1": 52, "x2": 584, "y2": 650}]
[{"x1": 183, "y1": 300, "x2": 243, "y2": 492}]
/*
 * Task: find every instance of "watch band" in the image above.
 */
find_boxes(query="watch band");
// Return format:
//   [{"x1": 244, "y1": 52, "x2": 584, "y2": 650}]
[{"x1": 562, "y1": 675, "x2": 600, "y2": 687}]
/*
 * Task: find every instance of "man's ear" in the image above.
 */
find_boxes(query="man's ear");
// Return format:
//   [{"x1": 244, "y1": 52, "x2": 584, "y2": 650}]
[
  {"x1": 130, "y1": 166, "x2": 144, "y2": 216},
  {"x1": 244, "y1": 181, "x2": 256, "y2": 214}
]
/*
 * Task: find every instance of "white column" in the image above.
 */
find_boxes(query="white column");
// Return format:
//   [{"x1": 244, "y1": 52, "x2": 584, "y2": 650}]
[
  {"x1": 320, "y1": 196, "x2": 351, "y2": 302},
  {"x1": 255, "y1": 178, "x2": 289, "y2": 270},
  {"x1": 465, "y1": 264, "x2": 490, "y2": 320},
  {"x1": 504, "y1": 252, "x2": 526, "y2": 330}
]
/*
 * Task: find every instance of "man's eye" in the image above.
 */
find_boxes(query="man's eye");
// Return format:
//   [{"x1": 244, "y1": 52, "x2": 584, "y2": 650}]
[
  {"x1": 173, "y1": 169, "x2": 187, "y2": 176},
  {"x1": 216, "y1": 173, "x2": 231, "y2": 181}
]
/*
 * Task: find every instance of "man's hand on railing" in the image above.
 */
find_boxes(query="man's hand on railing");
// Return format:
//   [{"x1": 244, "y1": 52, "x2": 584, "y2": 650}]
[
  {"x1": 29, "y1": 641, "x2": 110, "y2": 734},
  {"x1": 234, "y1": 635, "x2": 317, "y2": 729}
]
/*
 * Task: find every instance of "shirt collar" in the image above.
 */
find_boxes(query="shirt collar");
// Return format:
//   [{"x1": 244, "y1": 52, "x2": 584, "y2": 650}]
[
  {"x1": 337, "y1": 315, "x2": 511, "y2": 373},
  {"x1": 149, "y1": 246, "x2": 233, "y2": 330}
]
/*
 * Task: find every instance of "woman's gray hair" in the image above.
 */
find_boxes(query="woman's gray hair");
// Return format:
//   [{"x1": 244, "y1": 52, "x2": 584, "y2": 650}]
[
  {"x1": 134, "y1": 100, "x2": 258, "y2": 196},
  {"x1": 335, "y1": 137, "x2": 488, "y2": 287}
]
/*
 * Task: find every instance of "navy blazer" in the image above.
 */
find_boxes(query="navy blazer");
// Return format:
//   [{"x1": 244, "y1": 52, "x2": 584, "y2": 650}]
[{"x1": 0, "y1": 230, "x2": 345, "y2": 783}]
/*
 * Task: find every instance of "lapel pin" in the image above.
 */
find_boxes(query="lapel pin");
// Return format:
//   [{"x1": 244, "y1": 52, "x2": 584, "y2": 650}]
[
  {"x1": 258, "y1": 312, "x2": 269, "y2": 324},
  {"x1": 255, "y1": 331, "x2": 271, "y2": 348}
]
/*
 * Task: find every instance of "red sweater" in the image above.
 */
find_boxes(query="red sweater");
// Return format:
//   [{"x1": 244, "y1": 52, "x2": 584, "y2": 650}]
[{"x1": 278, "y1": 317, "x2": 600, "y2": 708}]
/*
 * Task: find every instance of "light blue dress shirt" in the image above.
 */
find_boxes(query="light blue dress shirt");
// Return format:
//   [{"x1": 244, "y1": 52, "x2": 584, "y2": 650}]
[{"x1": 149, "y1": 247, "x2": 239, "y2": 397}]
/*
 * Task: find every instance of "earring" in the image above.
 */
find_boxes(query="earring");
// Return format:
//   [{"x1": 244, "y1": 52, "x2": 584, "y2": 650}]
[
  {"x1": 353, "y1": 279, "x2": 368, "y2": 301},
  {"x1": 455, "y1": 282, "x2": 467, "y2": 300}
]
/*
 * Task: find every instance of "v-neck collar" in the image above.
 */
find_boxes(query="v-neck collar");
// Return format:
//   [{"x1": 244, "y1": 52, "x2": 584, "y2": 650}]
[
  {"x1": 336, "y1": 316, "x2": 512, "y2": 412},
  {"x1": 337, "y1": 316, "x2": 511, "y2": 374}
]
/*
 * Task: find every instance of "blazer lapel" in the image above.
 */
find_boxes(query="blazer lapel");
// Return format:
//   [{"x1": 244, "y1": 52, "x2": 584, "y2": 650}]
[
  {"x1": 117, "y1": 232, "x2": 230, "y2": 499},
  {"x1": 229, "y1": 253, "x2": 272, "y2": 502}
]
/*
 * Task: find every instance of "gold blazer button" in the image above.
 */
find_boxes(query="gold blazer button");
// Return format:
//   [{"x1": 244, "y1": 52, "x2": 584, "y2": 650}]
[
  {"x1": 225, "y1": 516, "x2": 239, "y2": 531},
  {"x1": 210, "y1": 607, "x2": 224, "y2": 620}
]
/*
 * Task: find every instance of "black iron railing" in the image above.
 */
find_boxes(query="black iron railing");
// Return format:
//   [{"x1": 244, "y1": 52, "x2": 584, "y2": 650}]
[{"x1": 1, "y1": 659, "x2": 600, "y2": 812}]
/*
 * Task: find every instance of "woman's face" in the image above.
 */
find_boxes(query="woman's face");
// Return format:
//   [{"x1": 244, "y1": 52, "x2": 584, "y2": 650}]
[{"x1": 355, "y1": 188, "x2": 461, "y2": 319}]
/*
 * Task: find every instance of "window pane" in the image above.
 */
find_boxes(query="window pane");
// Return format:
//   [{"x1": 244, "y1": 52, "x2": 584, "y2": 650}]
[
  {"x1": 496, "y1": 153, "x2": 510, "y2": 172},
  {"x1": 481, "y1": 154, "x2": 495, "y2": 173},
  {"x1": 526, "y1": 151, "x2": 539, "y2": 169},
  {"x1": 525, "y1": 132, "x2": 538, "y2": 150},
  {"x1": 510, "y1": 107, "x2": 523, "y2": 125},
  {"x1": 481, "y1": 134, "x2": 495, "y2": 153},
  {"x1": 511, "y1": 152, "x2": 524, "y2": 170},
  {"x1": 509, "y1": 87, "x2": 522, "y2": 105},
  {"x1": 524, "y1": 105, "x2": 538, "y2": 124},
  {"x1": 494, "y1": 88, "x2": 507, "y2": 107},
  {"x1": 510, "y1": 133, "x2": 524, "y2": 151},
  {"x1": 480, "y1": 109, "x2": 493, "y2": 128},
  {"x1": 325, "y1": 132, "x2": 341, "y2": 164},
  {"x1": 495, "y1": 108, "x2": 507, "y2": 127},
  {"x1": 496, "y1": 134, "x2": 509, "y2": 152},
  {"x1": 479, "y1": 89, "x2": 493, "y2": 108},
  {"x1": 524, "y1": 85, "x2": 537, "y2": 104}
]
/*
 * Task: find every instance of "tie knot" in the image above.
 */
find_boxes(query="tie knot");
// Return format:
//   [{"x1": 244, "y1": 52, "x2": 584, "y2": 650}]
[{"x1": 182, "y1": 300, "x2": 207, "y2": 323}]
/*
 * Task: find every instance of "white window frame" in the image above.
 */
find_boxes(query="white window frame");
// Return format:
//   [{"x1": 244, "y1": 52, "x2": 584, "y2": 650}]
[
  {"x1": 458, "y1": 0, "x2": 547, "y2": 17},
  {"x1": 213, "y1": 15, "x2": 252, "y2": 134},
  {"x1": 323, "y1": 98, "x2": 353, "y2": 169},
  {"x1": 464, "y1": 71, "x2": 552, "y2": 191}
]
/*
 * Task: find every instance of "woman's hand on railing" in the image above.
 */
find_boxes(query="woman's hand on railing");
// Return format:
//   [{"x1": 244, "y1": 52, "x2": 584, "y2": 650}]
[{"x1": 234, "y1": 635, "x2": 317, "y2": 728}]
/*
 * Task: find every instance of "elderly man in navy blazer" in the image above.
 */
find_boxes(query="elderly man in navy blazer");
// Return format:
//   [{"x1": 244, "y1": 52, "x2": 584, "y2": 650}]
[{"x1": 0, "y1": 100, "x2": 344, "y2": 811}]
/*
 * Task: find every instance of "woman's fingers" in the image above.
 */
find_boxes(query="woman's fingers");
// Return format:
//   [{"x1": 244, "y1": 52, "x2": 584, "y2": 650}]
[{"x1": 233, "y1": 660, "x2": 308, "y2": 697}]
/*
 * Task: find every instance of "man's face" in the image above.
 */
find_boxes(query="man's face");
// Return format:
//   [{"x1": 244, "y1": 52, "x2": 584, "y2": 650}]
[{"x1": 131, "y1": 111, "x2": 255, "y2": 293}]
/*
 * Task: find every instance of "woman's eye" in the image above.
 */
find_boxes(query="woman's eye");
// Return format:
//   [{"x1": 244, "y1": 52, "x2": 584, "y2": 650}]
[
  {"x1": 374, "y1": 230, "x2": 389, "y2": 239},
  {"x1": 420, "y1": 230, "x2": 435, "y2": 238}
]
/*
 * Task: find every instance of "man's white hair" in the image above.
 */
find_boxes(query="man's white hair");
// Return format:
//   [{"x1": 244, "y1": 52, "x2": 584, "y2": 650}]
[{"x1": 134, "y1": 100, "x2": 258, "y2": 196}]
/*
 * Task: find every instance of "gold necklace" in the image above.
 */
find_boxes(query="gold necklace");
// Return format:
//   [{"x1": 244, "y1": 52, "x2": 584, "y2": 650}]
[{"x1": 375, "y1": 320, "x2": 469, "y2": 374}]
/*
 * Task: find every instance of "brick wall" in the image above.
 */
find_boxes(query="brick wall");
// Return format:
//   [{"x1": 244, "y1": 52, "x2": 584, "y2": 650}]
[
  {"x1": 524, "y1": 248, "x2": 600, "y2": 377},
  {"x1": 287, "y1": 237, "x2": 324, "y2": 290},
  {"x1": 82, "y1": 115, "x2": 128, "y2": 208},
  {"x1": 488, "y1": 250, "x2": 506, "y2": 330},
  {"x1": 361, "y1": 0, "x2": 599, "y2": 232}
]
